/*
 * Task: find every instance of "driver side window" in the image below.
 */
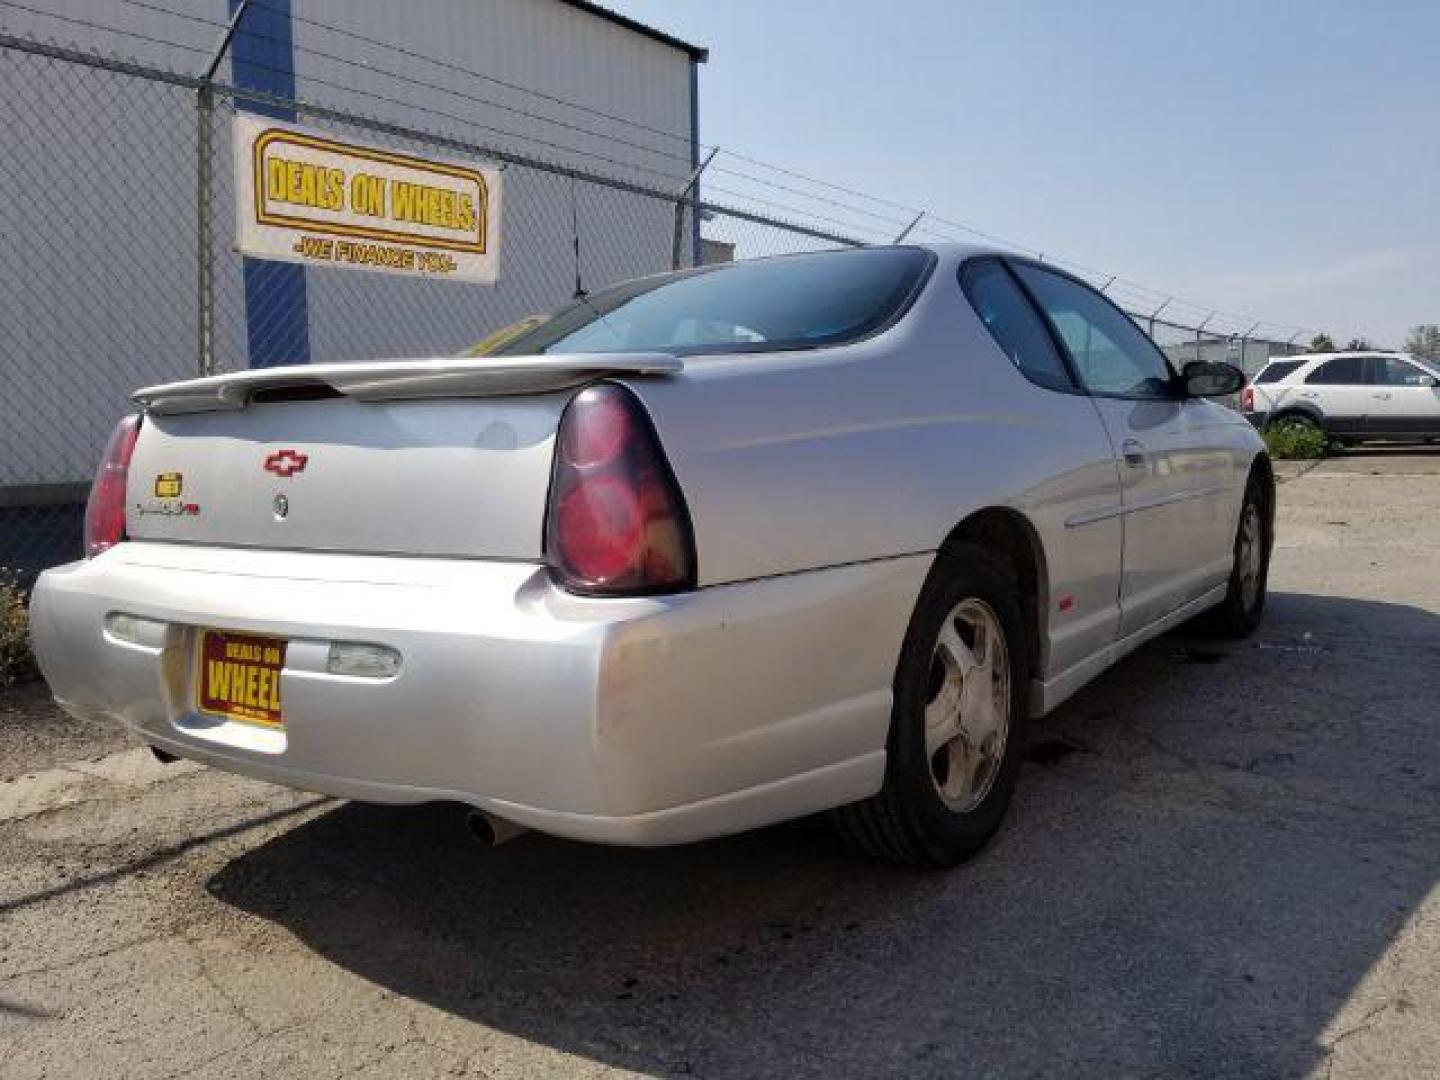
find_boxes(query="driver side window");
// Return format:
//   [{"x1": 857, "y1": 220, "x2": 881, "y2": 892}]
[{"x1": 1012, "y1": 264, "x2": 1177, "y2": 399}]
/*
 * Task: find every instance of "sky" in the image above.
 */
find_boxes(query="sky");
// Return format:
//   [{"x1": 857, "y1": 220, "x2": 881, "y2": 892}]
[{"x1": 609, "y1": 0, "x2": 1440, "y2": 346}]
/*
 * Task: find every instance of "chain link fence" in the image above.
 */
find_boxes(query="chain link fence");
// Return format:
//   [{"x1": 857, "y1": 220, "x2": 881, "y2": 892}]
[
  {"x1": 0, "y1": 39, "x2": 205, "y2": 580},
  {"x1": 1146, "y1": 316, "x2": 1304, "y2": 375},
  {"x1": 0, "y1": 29, "x2": 1309, "y2": 580}
]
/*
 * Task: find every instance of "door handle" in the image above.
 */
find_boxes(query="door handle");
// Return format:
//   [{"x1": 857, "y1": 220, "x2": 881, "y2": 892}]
[
  {"x1": 1121, "y1": 439, "x2": 1148, "y2": 468},
  {"x1": 1372, "y1": 391, "x2": 1392, "y2": 400},
  {"x1": 1299, "y1": 391, "x2": 1318, "y2": 399}
]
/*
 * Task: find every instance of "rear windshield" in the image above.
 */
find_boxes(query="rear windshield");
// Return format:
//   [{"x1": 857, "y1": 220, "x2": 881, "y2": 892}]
[
  {"x1": 477, "y1": 247, "x2": 934, "y2": 358},
  {"x1": 1255, "y1": 360, "x2": 1304, "y2": 383}
]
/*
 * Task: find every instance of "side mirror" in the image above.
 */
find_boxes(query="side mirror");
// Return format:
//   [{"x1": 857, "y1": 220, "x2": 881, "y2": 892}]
[
  {"x1": 1183, "y1": 360, "x2": 1246, "y2": 398},
  {"x1": 1419, "y1": 374, "x2": 1439, "y2": 389}
]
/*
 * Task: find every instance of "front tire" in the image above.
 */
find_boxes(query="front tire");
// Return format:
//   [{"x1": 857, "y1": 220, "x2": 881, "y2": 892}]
[
  {"x1": 1199, "y1": 474, "x2": 1271, "y2": 638},
  {"x1": 833, "y1": 543, "x2": 1029, "y2": 868}
]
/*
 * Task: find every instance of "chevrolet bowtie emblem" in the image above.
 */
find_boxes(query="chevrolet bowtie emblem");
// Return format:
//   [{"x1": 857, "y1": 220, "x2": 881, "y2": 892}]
[{"x1": 263, "y1": 449, "x2": 309, "y2": 477}]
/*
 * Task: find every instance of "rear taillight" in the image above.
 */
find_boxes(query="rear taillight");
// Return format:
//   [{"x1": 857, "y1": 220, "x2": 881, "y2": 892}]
[
  {"x1": 1241, "y1": 385, "x2": 1254, "y2": 411},
  {"x1": 545, "y1": 384, "x2": 695, "y2": 595},
  {"x1": 84, "y1": 413, "x2": 142, "y2": 557}
]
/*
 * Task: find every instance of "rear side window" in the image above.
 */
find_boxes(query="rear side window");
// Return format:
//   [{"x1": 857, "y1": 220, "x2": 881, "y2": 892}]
[
  {"x1": 483, "y1": 247, "x2": 934, "y2": 358},
  {"x1": 959, "y1": 258, "x2": 1074, "y2": 392},
  {"x1": 1306, "y1": 357, "x2": 1368, "y2": 385},
  {"x1": 1255, "y1": 360, "x2": 1303, "y2": 383}
]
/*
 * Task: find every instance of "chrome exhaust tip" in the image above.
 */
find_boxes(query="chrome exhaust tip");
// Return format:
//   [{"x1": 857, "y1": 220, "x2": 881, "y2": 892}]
[{"x1": 465, "y1": 808, "x2": 528, "y2": 847}]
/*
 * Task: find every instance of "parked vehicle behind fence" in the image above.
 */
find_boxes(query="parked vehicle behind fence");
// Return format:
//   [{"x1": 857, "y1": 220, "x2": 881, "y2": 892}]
[
  {"x1": 29, "y1": 244, "x2": 1274, "y2": 867},
  {"x1": 1243, "y1": 351, "x2": 1440, "y2": 442}
]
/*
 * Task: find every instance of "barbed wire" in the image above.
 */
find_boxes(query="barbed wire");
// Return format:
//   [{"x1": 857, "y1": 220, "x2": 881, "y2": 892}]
[
  {"x1": 0, "y1": 1, "x2": 697, "y2": 185},
  {"x1": 45, "y1": 0, "x2": 1336, "y2": 337},
  {"x1": 105, "y1": 0, "x2": 924, "y2": 242}
]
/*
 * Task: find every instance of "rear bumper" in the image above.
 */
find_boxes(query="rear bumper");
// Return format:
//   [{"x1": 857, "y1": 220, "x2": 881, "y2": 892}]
[
  {"x1": 30, "y1": 543, "x2": 927, "y2": 844},
  {"x1": 1243, "y1": 410, "x2": 1268, "y2": 430}
]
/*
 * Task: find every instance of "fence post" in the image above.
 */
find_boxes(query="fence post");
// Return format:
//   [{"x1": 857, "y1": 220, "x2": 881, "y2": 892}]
[
  {"x1": 671, "y1": 146, "x2": 717, "y2": 271},
  {"x1": 1196, "y1": 312, "x2": 1215, "y2": 365},
  {"x1": 195, "y1": 1, "x2": 251, "y2": 376},
  {"x1": 1147, "y1": 297, "x2": 1171, "y2": 339},
  {"x1": 1240, "y1": 321, "x2": 1260, "y2": 375},
  {"x1": 196, "y1": 87, "x2": 215, "y2": 377}
]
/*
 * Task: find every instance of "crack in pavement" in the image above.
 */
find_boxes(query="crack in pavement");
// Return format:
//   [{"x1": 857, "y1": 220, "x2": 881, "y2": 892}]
[
  {"x1": 1321, "y1": 998, "x2": 1397, "y2": 1079},
  {"x1": 1, "y1": 932, "x2": 175, "y2": 984},
  {"x1": 152, "y1": 1013, "x2": 316, "y2": 1080},
  {"x1": 186, "y1": 936, "x2": 268, "y2": 1039}
]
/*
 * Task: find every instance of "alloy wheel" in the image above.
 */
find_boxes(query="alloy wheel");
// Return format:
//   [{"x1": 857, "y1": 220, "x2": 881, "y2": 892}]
[{"x1": 924, "y1": 598, "x2": 1011, "y2": 812}]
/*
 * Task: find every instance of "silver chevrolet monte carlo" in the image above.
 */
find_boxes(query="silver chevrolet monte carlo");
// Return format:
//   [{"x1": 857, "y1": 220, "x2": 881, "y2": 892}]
[{"x1": 31, "y1": 244, "x2": 1273, "y2": 868}]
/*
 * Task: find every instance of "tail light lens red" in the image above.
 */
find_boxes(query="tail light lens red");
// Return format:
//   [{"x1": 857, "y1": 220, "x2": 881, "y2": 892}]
[
  {"x1": 546, "y1": 384, "x2": 695, "y2": 595},
  {"x1": 84, "y1": 414, "x2": 142, "y2": 558},
  {"x1": 1241, "y1": 385, "x2": 1254, "y2": 411}
]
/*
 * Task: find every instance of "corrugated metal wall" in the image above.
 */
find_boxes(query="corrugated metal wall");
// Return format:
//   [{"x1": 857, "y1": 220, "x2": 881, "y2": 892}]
[
  {"x1": 294, "y1": 0, "x2": 693, "y2": 182},
  {"x1": 287, "y1": 0, "x2": 697, "y2": 364}
]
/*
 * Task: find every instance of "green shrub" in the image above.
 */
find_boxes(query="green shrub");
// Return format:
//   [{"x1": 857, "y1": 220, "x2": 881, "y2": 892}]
[
  {"x1": 1263, "y1": 421, "x2": 1331, "y2": 460},
  {"x1": 1, "y1": 571, "x2": 36, "y2": 689}
]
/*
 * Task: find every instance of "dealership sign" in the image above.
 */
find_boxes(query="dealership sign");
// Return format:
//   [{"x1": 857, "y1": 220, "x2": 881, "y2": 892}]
[{"x1": 233, "y1": 116, "x2": 502, "y2": 284}]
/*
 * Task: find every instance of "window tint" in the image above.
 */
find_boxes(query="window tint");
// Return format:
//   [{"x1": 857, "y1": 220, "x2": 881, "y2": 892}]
[
  {"x1": 1305, "y1": 357, "x2": 1368, "y2": 385},
  {"x1": 480, "y1": 247, "x2": 933, "y2": 358},
  {"x1": 1255, "y1": 360, "x2": 1303, "y2": 383},
  {"x1": 1012, "y1": 264, "x2": 1175, "y2": 399},
  {"x1": 959, "y1": 259, "x2": 1074, "y2": 392},
  {"x1": 1374, "y1": 357, "x2": 1436, "y2": 386}
]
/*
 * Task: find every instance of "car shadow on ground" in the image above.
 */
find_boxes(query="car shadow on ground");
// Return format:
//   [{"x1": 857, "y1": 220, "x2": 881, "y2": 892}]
[{"x1": 207, "y1": 591, "x2": 1440, "y2": 1078}]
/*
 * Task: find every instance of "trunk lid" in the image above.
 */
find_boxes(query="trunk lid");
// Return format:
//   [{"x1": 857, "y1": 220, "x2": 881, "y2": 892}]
[{"x1": 124, "y1": 354, "x2": 680, "y2": 559}]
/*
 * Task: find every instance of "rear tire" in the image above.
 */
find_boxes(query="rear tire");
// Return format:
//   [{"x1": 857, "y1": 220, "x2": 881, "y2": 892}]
[
  {"x1": 833, "y1": 543, "x2": 1029, "y2": 868},
  {"x1": 1198, "y1": 474, "x2": 1271, "y2": 639}
]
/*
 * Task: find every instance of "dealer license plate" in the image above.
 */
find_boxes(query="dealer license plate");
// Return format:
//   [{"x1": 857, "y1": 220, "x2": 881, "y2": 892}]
[{"x1": 196, "y1": 629, "x2": 288, "y2": 728}]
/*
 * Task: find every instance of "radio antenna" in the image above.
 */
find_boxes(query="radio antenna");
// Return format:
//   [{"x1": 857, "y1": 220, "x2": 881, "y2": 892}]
[{"x1": 570, "y1": 176, "x2": 585, "y2": 299}]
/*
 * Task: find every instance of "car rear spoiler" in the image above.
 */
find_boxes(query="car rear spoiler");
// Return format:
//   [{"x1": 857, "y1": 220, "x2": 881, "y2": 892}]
[{"x1": 132, "y1": 354, "x2": 683, "y2": 415}]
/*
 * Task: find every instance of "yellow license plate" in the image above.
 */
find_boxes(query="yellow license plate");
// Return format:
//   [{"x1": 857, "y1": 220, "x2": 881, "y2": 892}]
[{"x1": 196, "y1": 629, "x2": 287, "y2": 728}]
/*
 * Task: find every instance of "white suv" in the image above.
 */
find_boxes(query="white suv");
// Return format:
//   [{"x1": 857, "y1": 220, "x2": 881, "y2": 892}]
[{"x1": 1242, "y1": 352, "x2": 1440, "y2": 442}]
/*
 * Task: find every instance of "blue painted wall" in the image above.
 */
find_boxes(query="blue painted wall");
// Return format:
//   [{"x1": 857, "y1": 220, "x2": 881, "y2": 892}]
[{"x1": 230, "y1": 0, "x2": 310, "y2": 368}]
